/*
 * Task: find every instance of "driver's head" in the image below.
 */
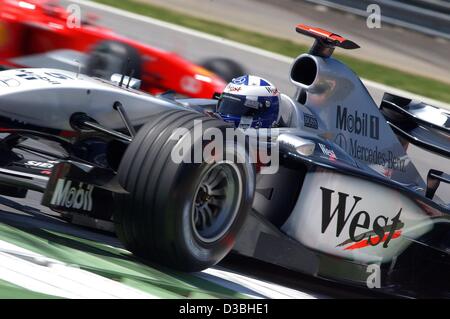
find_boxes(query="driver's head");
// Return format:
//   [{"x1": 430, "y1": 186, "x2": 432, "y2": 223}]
[{"x1": 217, "y1": 75, "x2": 280, "y2": 129}]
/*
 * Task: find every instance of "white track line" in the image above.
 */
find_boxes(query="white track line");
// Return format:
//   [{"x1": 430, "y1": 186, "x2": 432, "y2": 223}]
[
  {"x1": 70, "y1": 0, "x2": 450, "y2": 109},
  {"x1": 0, "y1": 240, "x2": 157, "y2": 299},
  {"x1": 200, "y1": 268, "x2": 317, "y2": 299}
]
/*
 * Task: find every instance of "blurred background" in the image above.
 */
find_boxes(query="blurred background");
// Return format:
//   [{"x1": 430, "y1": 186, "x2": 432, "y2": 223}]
[
  {"x1": 140, "y1": 0, "x2": 450, "y2": 84},
  {"x1": 64, "y1": 0, "x2": 450, "y2": 103}
]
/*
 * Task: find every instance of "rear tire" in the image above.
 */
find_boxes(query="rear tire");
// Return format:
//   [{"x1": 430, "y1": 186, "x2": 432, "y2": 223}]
[
  {"x1": 200, "y1": 58, "x2": 246, "y2": 82},
  {"x1": 114, "y1": 109, "x2": 255, "y2": 271},
  {"x1": 85, "y1": 41, "x2": 142, "y2": 80}
]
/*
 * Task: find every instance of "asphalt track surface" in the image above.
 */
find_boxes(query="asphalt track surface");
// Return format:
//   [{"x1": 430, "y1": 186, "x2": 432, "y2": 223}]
[{"x1": 0, "y1": 0, "x2": 448, "y2": 298}]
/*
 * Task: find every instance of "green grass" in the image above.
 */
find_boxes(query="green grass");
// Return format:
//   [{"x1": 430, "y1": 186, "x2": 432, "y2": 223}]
[{"x1": 94, "y1": 0, "x2": 450, "y2": 103}]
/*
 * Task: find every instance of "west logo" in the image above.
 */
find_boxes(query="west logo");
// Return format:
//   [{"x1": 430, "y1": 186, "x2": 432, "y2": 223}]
[
  {"x1": 336, "y1": 105, "x2": 379, "y2": 140},
  {"x1": 228, "y1": 85, "x2": 242, "y2": 92},
  {"x1": 265, "y1": 87, "x2": 279, "y2": 95},
  {"x1": 320, "y1": 187, "x2": 403, "y2": 249},
  {"x1": 50, "y1": 179, "x2": 94, "y2": 212}
]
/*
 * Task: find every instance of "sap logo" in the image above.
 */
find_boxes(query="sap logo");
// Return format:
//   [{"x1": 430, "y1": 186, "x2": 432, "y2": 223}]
[
  {"x1": 320, "y1": 187, "x2": 403, "y2": 249},
  {"x1": 26, "y1": 160, "x2": 57, "y2": 169},
  {"x1": 336, "y1": 105, "x2": 379, "y2": 140},
  {"x1": 50, "y1": 179, "x2": 94, "y2": 212}
]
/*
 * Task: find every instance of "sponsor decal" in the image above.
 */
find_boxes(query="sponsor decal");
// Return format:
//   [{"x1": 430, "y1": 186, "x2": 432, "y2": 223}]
[
  {"x1": 25, "y1": 160, "x2": 57, "y2": 169},
  {"x1": 227, "y1": 85, "x2": 242, "y2": 92},
  {"x1": 318, "y1": 143, "x2": 336, "y2": 159},
  {"x1": 334, "y1": 133, "x2": 406, "y2": 172},
  {"x1": 320, "y1": 187, "x2": 403, "y2": 250},
  {"x1": 303, "y1": 114, "x2": 318, "y2": 129},
  {"x1": 265, "y1": 87, "x2": 279, "y2": 95},
  {"x1": 15, "y1": 70, "x2": 73, "y2": 85},
  {"x1": 336, "y1": 105, "x2": 379, "y2": 140},
  {"x1": 231, "y1": 76, "x2": 247, "y2": 85},
  {"x1": 181, "y1": 76, "x2": 201, "y2": 94},
  {"x1": 50, "y1": 179, "x2": 94, "y2": 212}
]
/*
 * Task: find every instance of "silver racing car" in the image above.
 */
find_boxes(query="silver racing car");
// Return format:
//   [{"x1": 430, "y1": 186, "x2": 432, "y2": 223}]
[{"x1": 0, "y1": 24, "x2": 448, "y2": 297}]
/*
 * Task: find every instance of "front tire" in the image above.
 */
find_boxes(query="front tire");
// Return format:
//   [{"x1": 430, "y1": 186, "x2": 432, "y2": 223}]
[{"x1": 114, "y1": 109, "x2": 255, "y2": 271}]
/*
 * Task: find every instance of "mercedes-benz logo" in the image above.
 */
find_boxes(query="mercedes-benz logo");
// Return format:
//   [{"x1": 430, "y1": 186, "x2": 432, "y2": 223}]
[
  {"x1": 334, "y1": 133, "x2": 347, "y2": 151},
  {"x1": 232, "y1": 76, "x2": 247, "y2": 85}
]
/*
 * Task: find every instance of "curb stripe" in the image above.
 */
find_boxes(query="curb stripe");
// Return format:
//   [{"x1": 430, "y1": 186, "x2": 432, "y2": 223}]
[{"x1": 0, "y1": 240, "x2": 158, "y2": 299}]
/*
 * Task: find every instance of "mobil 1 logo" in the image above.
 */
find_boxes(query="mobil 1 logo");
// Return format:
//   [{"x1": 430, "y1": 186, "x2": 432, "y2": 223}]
[{"x1": 336, "y1": 105, "x2": 379, "y2": 140}]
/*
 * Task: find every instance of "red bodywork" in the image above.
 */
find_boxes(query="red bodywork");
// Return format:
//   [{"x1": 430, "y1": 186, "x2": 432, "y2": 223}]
[{"x1": 0, "y1": 0, "x2": 227, "y2": 97}]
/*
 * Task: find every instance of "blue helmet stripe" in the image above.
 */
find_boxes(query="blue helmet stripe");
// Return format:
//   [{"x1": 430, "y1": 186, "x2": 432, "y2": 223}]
[{"x1": 231, "y1": 75, "x2": 249, "y2": 85}]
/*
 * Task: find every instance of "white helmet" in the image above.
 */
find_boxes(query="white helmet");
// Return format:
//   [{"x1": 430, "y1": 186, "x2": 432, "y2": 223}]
[{"x1": 217, "y1": 75, "x2": 280, "y2": 129}]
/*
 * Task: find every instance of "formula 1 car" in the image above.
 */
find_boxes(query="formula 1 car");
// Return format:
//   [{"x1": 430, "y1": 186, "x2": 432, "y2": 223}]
[
  {"x1": 0, "y1": 0, "x2": 244, "y2": 98},
  {"x1": 0, "y1": 23, "x2": 449, "y2": 297}
]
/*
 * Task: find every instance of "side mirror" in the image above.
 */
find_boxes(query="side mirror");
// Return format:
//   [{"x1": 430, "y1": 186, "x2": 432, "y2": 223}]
[
  {"x1": 277, "y1": 134, "x2": 315, "y2": 156},
  {"x1": 110, "y1": 74, "x2": 141, "y2": 90}
]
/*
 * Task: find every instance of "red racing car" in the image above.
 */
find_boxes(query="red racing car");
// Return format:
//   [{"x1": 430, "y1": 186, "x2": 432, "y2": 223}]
[{"x1": 0, "y1": 0, "x2": 245, "y2": 97}]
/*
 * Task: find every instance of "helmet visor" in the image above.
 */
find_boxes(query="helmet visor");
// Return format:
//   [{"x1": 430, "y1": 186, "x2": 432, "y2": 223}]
[{"x1": 217, "y1": 94, "x2": 260, "y2": 116}]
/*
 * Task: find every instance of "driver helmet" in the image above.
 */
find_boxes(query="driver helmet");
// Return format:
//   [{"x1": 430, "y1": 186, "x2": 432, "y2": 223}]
[{"x1": 217, "y1": 75, "x2": 280, "y2": 129}]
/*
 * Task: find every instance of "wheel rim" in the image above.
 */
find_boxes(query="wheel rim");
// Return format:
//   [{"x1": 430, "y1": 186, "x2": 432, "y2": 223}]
[{"x1": 191, "y1": 162, "x2": 243, "y2": 243}]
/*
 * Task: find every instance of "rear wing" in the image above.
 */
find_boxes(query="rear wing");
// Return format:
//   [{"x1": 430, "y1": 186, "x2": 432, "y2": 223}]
[
  {"x1": 380, "y1": 93, "x2": 450, "y2": 158},
  {"x1": 381, "y1": 93, "x2": 450, "y2": 203},
  {"x1": 295, "y1": 24, "x2": 359, "y2": 58}
]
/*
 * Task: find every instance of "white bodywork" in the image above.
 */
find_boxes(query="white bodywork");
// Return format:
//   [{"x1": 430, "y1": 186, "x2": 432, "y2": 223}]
[
  {"x1": 289, "y1": 54, "x2": 424, "y2": 186},
  {"x1": 0, "y1": 68, "x2": 184, "y2": 131},
  {"x1": 276, "y1": 52, "x2": 445, "y2": 263},
  {"x1": 282, "y1": 171, "x2": 433, "y2": 263}
]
